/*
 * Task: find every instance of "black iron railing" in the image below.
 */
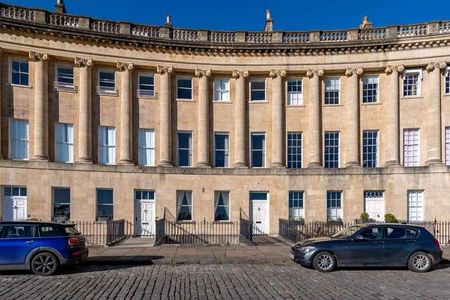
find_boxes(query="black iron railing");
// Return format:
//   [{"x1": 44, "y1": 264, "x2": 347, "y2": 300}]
[{"x1": 74, "y1": 219, "x2": 133, "y2": 246}]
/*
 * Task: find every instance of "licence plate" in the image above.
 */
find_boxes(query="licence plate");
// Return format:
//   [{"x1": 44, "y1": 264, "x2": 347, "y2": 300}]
[{"x1": 290, "y1": 253, "x2": 295, "y2": 260}]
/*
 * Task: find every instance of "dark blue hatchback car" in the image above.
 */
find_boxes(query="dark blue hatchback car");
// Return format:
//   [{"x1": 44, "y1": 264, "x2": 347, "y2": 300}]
[{"x1": 0, "y1": 221, "x2": 88, "y2": 275}]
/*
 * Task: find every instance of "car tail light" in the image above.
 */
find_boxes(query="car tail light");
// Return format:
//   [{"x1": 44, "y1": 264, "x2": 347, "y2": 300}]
[
  {"x1": 68, "y1": 237, "x2": 80, "y2": 246},
  {"x1": 433, "y1": 238, "x2": 441, "y2": 250}
]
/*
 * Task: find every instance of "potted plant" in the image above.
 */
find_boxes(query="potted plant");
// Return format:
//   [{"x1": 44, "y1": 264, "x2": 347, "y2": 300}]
[{"x1": 384, "y1": 213, "x2": 398, "y2": 223}]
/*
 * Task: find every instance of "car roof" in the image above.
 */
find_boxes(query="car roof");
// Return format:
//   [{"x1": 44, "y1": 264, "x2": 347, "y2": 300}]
[
  {"x1": 0, "y1": 221, "x2": 75, "y2": 226},
  {"x1": 360, "y1": 223, "x2": 425, "y2": 228}
]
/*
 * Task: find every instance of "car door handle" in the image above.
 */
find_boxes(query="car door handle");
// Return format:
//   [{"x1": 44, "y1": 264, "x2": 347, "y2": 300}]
[{"x1": 25, "y1": 240, "x2": 34, "y2": 244}]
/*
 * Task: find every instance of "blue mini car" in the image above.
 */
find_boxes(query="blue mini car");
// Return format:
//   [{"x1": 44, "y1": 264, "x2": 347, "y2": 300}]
[{"x1": 0, "y1": 221, "x2": 88, "y2": 275}]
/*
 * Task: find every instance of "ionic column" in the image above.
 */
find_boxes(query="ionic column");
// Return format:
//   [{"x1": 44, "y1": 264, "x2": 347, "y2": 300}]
[
  {"x1": 425, "y1": 62, "x2": 447, "y2": 165},
  {"x1": 195, "y1": 68, "x2": 212, "y2": 167},
  {"x1": 29, "y1": 51, "x2": 48, "y2": 161},
  {"x1": 306, "y1": 69, "x2": 323, "y2": 168},
  {"x1": 157, "y1": 65, "x2": 174, "y2": 167},
  {"x1": 344, "y1": 68, "x2": 363, "y2": 167},
  {"x1": 384, "y1": 65, "x2": 402, "y2": 166},
  {"x1": 269, "y1": 69, "x2": 286, "y2": 168},
  {"x1": 232, "y1": 70, "x2": 249, "y2": 168},
  {"x1": 117, "y1": 62, "x2": 134, "y2": 165},
  {"x1": 75, "y1": 57, "x2": 93, "y2": 163}
]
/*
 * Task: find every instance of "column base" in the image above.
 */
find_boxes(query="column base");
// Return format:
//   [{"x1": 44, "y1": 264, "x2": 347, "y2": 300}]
[
  {"x1": 118, "y1": 159, "x2": 134, "y2": 165},
  {"x1": 196, "y1": 162, "x2": 211, "y2": 168},
  {"x1": 345, "y1": 161, "x2": 360, "y2": 168},
  {"x1": 307, "y1": 162, "x2": 322, "y2": 168},
  {"x1": 384, "y1": 160, "x2": 400, "y2": 167},
  {"x1": 425, "y1": 158, "x2": 443, "y2": 166},
  {"x1": 32, "y1": 155, "x2": 48, "y2": 161},
  {"x1": 76, "y1": 158, "x2": 92, "y2": 164},
  {"x1": 158, "y1": 161, "x2": 173, "y2": 167},
  {"x1": 233, "y1": 162, "x2": 248, "y2": 168}
]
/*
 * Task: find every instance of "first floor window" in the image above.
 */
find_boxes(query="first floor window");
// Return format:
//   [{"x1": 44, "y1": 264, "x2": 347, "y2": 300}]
[
  {"x1": 251, "y1": 133, "x2": 265, "y2": 167},
  {"x1": 177, "y1": 77, "x2": 192, "y2": 100},
  {"x1": 287, "y1": 79, "x2": 303, "y2": 105},
  {"x1": 250, "y1": 80, "x2": 265, "y2": 101},
  {"x1": 138, "y1": 129, "x2": 155, "y2": 166},
  {"x1": 287, "y1": 132, "x2": 302, "y2": 168},
  {"x1": 178, "y1": 132, "x2": 192, "y2": 167},
  {"x1": 138, "y1": 74, "x2": 155, "y2": 97},
  {"x1": 214, "y1": 79, "x2": 230, "y2": 101},
  {"x1": 362, "y1": 75, "x2": 379, "y2": 103},
  {"x1": 289, "y1": 191, "x2": 304, "y2": 221},
  {"x1": 445, "y1": 69, "x2": 450, "y2": 94},
  {"x1": 98, "y1": 126, "x2": 116, "y2": 164},
  {"x1": 324, "y1": 131, "x2": 340, "y2": 168},
  {"x1": 324, "y1": 77, "x2": 340, "y2": 104},
  {"x1": 10, "y1": 119, "x2": 29, "y2": 160},
  {"x1": 445, "y1": 127, "x2": 450, "y2": 166},
  {"x1": 56, "y1": 65, "x2": 74, "y2": 88},
  {"x1": 96, "y1": 189, "x2": 113, "y2": 221},
  {"x1": 214, "y1": 191, "x2": 230, "y2": 221},
  {"x1": 327, "y1": 191, "x2": 342, "y2": 221},
  {"x1": 98, "y1": 70, "x2": 115, "y2": 92},
  {"x1": 403, "y1": 70, "x2": 422, "y2": 97},
  {"x1": 53, "y1": 187, "x2": 70, "y2": 221},
  {"x1": 407, "y1": 191, "x2": 424, "y2": 222},
  {"x1": 176, "y1": 191, "x2": 192, "y2": 221},
  {"x1": 363, "y1": 130, "x2": 378, "y2": 168},
  {"x1": 11, "y1": 58, "x2": 29, "y2": 86},
  {"x1": 55, "y1": 123, "x2": 74, "y2": 163},
  {"x1": 403, "y1": 128, "x2": 420, "y2": 167},
  {"x1": 214, "y1": 133, "x2": 229, "y2": 167}
]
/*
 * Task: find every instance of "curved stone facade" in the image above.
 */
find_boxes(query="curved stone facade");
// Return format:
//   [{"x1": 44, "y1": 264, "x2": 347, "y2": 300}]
[{"x1": 0, "y1": 3, "x2": 449, "y2": 234}]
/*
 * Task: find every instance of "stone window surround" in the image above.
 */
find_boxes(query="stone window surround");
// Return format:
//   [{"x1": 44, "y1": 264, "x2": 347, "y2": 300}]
[
  {"x1": 250, "y1": 132, "x2": 266, "y2": 168},
  {"x1": 97, "y1": 68, "x2": 117, "y2": 96},
  {"x1": 323, "y1": 131, "x2": 340, "y2": 168},
  {"x1": 362, "y1": 130, "x2": 379, "y2": 168},
  {"x1": 213, "y1": 78, "x2": 231, "y2": 102},
  {"x1": 286, "y1": 132, "x2": 303, "y2": 169},
  {"x1": 176, "y1": 75, "x2": 193, "y2": 101},
  {"x1": 362, "y1": 75, "x2": 379, "y2": 103},
  {"x1": 137, "y1": 72, "x2": 156, "y2": 98},
  {"x1": 324, "y1": 77, "x2": 340, "y2": 105},
  {"x1": 402, "y1": 69, "x2": 423, "y2": 98},
  {"x1": 249, "y1": 78, "x2": 267, "y2": 102},
  {"x1": 213, "y1": 132, "x2": 230, "y2": 168},
  {"x1": 9, "y1": 118, "x2": 29, "y2": 161},
  {"x1": 9, "y1": 56, "x2": 30, "y2": 87},
  {"x1": 54, "y1": 63, "x2": 76, "y2": 91},
  {"x1": 286, "y1": 78, "x2": 303, "y2": 106}
]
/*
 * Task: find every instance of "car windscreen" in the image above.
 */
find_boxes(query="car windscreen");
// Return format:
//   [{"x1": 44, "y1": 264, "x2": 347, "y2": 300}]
[
  {"x1": 64, "y1": 226, "x2": 81, "y2": 236},
  {"x1": 331, "y1": 226, "x2": 361, "y2": 239}
]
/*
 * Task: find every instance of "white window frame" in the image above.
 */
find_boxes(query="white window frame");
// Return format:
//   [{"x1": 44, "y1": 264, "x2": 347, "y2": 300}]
[
  {"x1": 97, "y1": 69, "x2": 116, "y2": 95},
  {"x1": 138, "y1": 73, "x2": 155, "y2": 97},
  {"x1": 98, "y1": 126, "x2": 116, "y2": 165},
  {"x1": 445, "y1": 126, "x2": 450, "y2": 166},
  {"x1": 287, "y1": 132, "x2": 303, "y2": 168},
  {"x1": 362, "y1": 130, "x2": 379, "y2": 168},
  {"x1": 407, "y1": 190, "x2": 424, "y2": 222},
  {"x1": 288, "y1": 191, "x2": 305, "y2": 221},
  {"x1": 55, "y1": 63, "x2": 75, "y2": 90},
  {"x1": 402, "y1": 69, "x2": 423, "y2": 97},
  {"x1": 138, "y1": 128, "x2": 156, "y2": 166},
  {"x1": 362, "y1": 75, "x2": 379, "y2": 103},
  {"x1": 214, "y1": 191, "x2": 231, "y2": 221},
  {"x1": 250, "y1": 132, "x2": 266, "y2": 168},
  {"x1": 287, "y1": 79, "x2": 303, "y2": 105},
  {"x1": 176, "y1": 76, "x2": 193, "y2": 100},
  {"x1": 213, "y1": 132, "x2": 230, "y2": 168},
  {"x1": 213, "y1": 78, "x2": 230, "y2": 102},
  {"x1": 9, "y1": 118, "x2": 29, "y2": 160},
  {"x1": 327, "y1": 191, "x2": 343, "y2": 221},
  {"x1": 176, "y1": 190, "x2": 193, "y2": 221},
  {"x1": 445, "y1": 67, "x2": 450, "y2": 95},
  {"x1": 9, "y1": 57, "x2": 29, "y2": 87},
  {"x1": 250, "y1": 79, "x2": 266, "y2": 102},
  {"x1": 177, "y1": 131, "x2": 193, "y2": 167},
  {"x1": 55, "y1": 123, "x2": 74, "y2": 163},
  {"x1": 324, "y1": 77, "x2": 340, "y2": 105},
  {"x1": 324, "y1": 131, "x2": 340, "y2": 168},
  {"x1": 403, "y1": 128, "x2": 420, "y2": 167}
]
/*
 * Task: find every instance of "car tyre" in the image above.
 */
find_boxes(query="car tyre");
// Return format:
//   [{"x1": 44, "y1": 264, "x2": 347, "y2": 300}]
[
  {"x1": 312, "y1": 251, "x2": 336, "y2": 272},
  {"x1": 31, "y1": 252, "x2": 59, "y2": 276},
  {"x1": 408, "y1": 251, "x2": 433, "y2": 273}
]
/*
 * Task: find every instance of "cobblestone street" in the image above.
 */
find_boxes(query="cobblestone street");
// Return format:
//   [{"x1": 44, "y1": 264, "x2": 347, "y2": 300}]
[{"x1": 1, "y1": 261, "x2": 450, "y2": 299}]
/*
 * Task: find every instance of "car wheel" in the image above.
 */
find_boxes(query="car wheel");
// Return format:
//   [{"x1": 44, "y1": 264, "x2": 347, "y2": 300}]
[
  {"x1": 408, "y1": 251, "x2": 433, "y2": 273},
  {"x1": 31, "y1": 252, "x2": 59, "y2": 276},
  {"x1": 312, "y1": 251, "x2": 336, "y2": 272}
]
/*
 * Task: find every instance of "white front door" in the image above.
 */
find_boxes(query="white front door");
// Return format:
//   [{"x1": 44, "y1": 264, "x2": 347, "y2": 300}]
[
  {"x1": 250, "y1": 192, "x2": 269, "y2": 234},
  {"x1": 364, "y1": 191, "x2": 384, "y2": 222},
  {"x1": 135, "y1": 200, "x2": 155, "y2": 236},
  {"x1": 3, "y1": 186, "x2": 27, "y2": 221}
]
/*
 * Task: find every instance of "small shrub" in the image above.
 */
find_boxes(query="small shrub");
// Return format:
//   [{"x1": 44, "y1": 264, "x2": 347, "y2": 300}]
[
  {"x1": 360, "y1": 212, "x2": 370, "y2": 223},
  {"x1": 384, "y1": 213, "x2": 398, "y2": 223},
  {"x1": 327, "y1": 217, "x2": 343, "y2": 225}
]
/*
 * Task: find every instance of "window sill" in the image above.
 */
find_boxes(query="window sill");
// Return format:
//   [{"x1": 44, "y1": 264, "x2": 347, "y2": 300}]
[
  {"x1": 212, "y1": 100, "x2": 232, "y2": 104},
  {"x1": 401, "y1": 96, "x2": 423, "y2": 100},
  {"x1": 213, "y1": 220, "x2": 233, "y2": 224},
  {"x1": 10, "y1": 83, "x2": 32, "y2": 89},
  {"x1": 138, "y1": 94, "x2": 158, "y2": 100},
  {"x1": 286, "y1": 104, "x2": 305, "y2": 108},
  {"x1": 97, "y1": 90, "x2": 119, "y2": 97},
  {"x1": 55, "y1": 85, "x2": 77, "y2": 93},
  {"x1": 176, "y1": 99, "x2": 194, "y2": 102},
  {"x1": 323, "y1": 104, "x2": 343, "y2": 107},
  {"x1": 361, "y1": 101, "x2": 382, "y2": 106},
  {"x1": 249, "y1": 100, "x2": 269, "y2": 104}
]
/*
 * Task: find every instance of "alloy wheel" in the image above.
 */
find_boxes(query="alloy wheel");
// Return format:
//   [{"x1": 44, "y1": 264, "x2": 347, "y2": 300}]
[
  {"x1": 412, "y1": 254, "x2": 430, "y2": 271},
  {"x1": 31, "y1": 253, "x2": 58, "y2": 276},
  {"x1": 316, "y1": 253, "x2": 334, "y2": 271}
]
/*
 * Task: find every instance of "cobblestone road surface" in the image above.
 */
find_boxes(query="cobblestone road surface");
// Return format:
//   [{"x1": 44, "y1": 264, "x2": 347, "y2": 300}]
[{"x1": 0, "y1": 262, "x2": 449, "y2": 299}]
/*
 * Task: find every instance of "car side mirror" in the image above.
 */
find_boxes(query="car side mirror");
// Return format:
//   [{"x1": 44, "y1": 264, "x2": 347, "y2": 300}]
[{"x1": 353, "y1": 235, "x2": 365, "y2": 241}]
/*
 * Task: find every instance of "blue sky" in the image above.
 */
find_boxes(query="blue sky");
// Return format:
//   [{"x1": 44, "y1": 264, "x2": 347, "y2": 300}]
[{"x1": 3, "y1": 0, "x2": 449, "y2": 31}]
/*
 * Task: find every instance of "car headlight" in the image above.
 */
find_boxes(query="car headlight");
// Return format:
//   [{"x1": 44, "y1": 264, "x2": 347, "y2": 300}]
[{"x1": 299, "y1": 246, "x2": 315, "y2": 253}]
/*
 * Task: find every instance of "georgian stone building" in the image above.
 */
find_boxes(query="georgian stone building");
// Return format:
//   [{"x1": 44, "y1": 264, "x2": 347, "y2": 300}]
[{"x1": 0, "y1": 2, "x2": 449, "y2": 235}]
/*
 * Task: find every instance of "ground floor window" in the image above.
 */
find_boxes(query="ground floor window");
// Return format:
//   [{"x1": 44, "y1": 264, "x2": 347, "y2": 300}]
[
  {"x1": 214, "y1": 191, "x2": 230, "y2": 221},
  {"x1": 176, "y1": 191, "x2": 192, "y2": 221},
  {"x1": 53, "y1": 187, "x2": 70, "y2": 221},
  {"x1": 327, "y1": 191, "x2": 342, "y2": 221},
  {"x1": 289, "y1": 191, "x2": 304, "y2": 221},
  {"x1": 96, "y1": 189, "x2": 113, "y2": 221},
  {"x1": 407, "y1": 191, "x2": 424, "y2": 222}
]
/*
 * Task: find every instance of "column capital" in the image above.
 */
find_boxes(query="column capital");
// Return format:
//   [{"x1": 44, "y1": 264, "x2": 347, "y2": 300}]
[
  {"x1": 306, "y1": 69, "x2": 324, "y2": 78},
  {"x1": 117, "y1": 62, "x2": 134, "y2": 72},
  {"x1": 345, "y1": 67, "x2": 364, "y2": 77},
  {"x1": 384, "y1": 65, "x2": 403, "y2": 75},
  {"x1": 426, "y1": 61, "x2": 448, "y2": 72},
  {"x1": 231, "y1": 70, "x2": 249, "y2": 78},
  {"x1": 194, "y1": 68, "x2": 211, "y2": 77},
  {"x1": 28, "y1": 51, "x2": 48, "y2": 62},
  {"x1": 269, "y1": 69, "x2": 287, "y2": 78},
  {"x1": 156, "y1": 65, "x2": 173, "y2": 74},
  {"x1": 74, "y1": 57, "x2": 93, "y2": 67}
]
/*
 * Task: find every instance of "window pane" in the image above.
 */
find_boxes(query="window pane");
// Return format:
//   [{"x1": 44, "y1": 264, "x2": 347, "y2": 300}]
[
  {"x1": 177, "y1": 191, "x2": 192, "y2": 221},
  {"x1": 5, "y1": 225, "x2": 36, "y2": 238},
  {"x1": 386, "y1": 227, "x2": 406, "y2": 239},
  {"x1": 178, "y1": 132, "x2": 192, "y2": 167},
  {"x1": 363, "y1": 130, "x2": 378, "y2": 168},
  {"x1": 215, "y1": 191, "x2": 230, "y2": 221},
  {"x1": 324, "y1": 132, "x2": 339, "y2": 168},
  {"x1": 97, "y1": 189, "x2": 113, "y2": 221},
  {"x1": 287, "y1": 132, "x2": 302, "y2": 168},
  {"x1": 249, "y1": 192, "x2": 268, "y2": 201},
  {"x1": 251, "y1": 134, "x2": 265, "y2": 167},
  {"x1": 214, "y1": 133, "x2": 229, "y2": 168}
]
